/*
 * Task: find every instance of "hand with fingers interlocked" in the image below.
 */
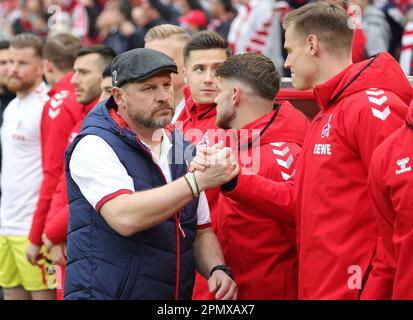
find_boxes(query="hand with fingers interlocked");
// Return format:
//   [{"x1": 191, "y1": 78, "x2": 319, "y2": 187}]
[{"x1": 189, "y1": 140, "x2": 239, "y2": 191}]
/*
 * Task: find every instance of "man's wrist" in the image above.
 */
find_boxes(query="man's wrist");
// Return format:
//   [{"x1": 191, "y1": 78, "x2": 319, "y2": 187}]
[
  {"x1": 28, "y1": 242, "x2": 40, "y2": 248},
  {"x1": 184, "y1": 172, "x2": 200, "y2": 197},
  {"x1": 193, "y1": 171, "x2": 207, "y2": 191},
  {"x1": 221, "y1": 175, "x2": 238, "y2": 192},
  {"x1": 209, "y1": 264, "x2": 234, "y2": 280}
]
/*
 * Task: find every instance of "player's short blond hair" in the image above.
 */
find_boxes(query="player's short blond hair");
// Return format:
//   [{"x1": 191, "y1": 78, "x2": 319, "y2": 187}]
[
  {"x1": 144, "y1": 24, "x2": 190, "y2": 44},
  {"x1": 283, "y1": 2, "x2": 354, "y2": 56}
]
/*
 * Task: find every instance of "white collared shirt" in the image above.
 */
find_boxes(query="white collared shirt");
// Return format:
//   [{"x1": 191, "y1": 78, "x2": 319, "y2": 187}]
[{"x1": 172, "y1": 98, "x2": 185, "y2": 124}]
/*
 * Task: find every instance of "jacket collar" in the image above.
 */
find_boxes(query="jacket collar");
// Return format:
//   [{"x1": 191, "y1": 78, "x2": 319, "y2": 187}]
[
  {"x1": 82, "y1": 97, "x2": 99, "y2": 118},
  {"x1": 183, "y1": 85, "x2": 216, "y2": 121},
  {"x1": 313, "y1": 52, "x2": 413, "y2": 112},
  {"x1": 47, "y1": 71, "x2": 74, "y2": 97},
  {"x1": 236, "y1": 104, "x2": 280, "y2": 150}
]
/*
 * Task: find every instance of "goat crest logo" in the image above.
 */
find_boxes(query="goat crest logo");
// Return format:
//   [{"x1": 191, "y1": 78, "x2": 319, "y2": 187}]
[{"x1": 321, "y1": 114, "x2": 333, "y2": 138}]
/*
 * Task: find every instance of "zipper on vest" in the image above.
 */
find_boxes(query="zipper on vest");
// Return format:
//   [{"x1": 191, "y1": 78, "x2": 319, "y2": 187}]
[
  {"x1": 135, "y1": 136, "x2": 185, "y2": 300},
  {"x1": 177, "y1": 209, "x2": 186, "y2": 238},
  {"x1": 175, "y1": 209, "x2": 188, "y2": 300},
  {"x1": 175, "y1": 211, "x2": 181, "y2": 300}
]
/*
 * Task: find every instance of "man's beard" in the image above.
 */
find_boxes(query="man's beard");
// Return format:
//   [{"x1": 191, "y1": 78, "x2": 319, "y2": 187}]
[
  {"x1": 128, "y1": 103, "x2": 174, "y2": 129},
  {"x1": 7, "y1": 77, "x2": 36, "y2": 93},
  {"x1": 216, "y1": 104, "x2": 236, "y2": 130},
  {"x1": 137, "y1": 117, "x2": 171, "y2": 129},
  {"x1": 0, "y1": 77, "x2": 8, "y2": 89}
]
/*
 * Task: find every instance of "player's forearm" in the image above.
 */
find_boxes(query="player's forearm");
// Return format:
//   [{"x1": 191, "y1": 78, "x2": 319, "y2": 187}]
[{"x1": 194, "y1": 228, "x2": 226, "y2": 279}]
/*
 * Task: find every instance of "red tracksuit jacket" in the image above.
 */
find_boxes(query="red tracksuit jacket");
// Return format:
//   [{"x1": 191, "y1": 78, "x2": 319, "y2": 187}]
[
  {"x1": 223, "y1": 52, "x2": 412, "y2": 299},
  {"x1": 42, "y1": 122, "x2": 82, "y2": 301},
  {"x1": 40, "y1": 72, "x2": 76, "y2": 158},
  {"x1": 217, "y1": 102, "x2": 308, "y2": 299},
  {"x1": 192, "y1": 101, "x2": 309, "y2": 300},
  {"x1": 29, "y1": 90, "x2": 98, "y2": 245},
  {"x1": 29, "y1": 72, "x2": 81, "y2": 245},
  {"x1": 44, "y1": 120, "x2": 83, "y2": 245},
  {"x1": 43, "y1": 112, "x2": 95, "y2": 301},
  {"x1": 361, "y1": 105, "x2": 413, "y2": 300}
]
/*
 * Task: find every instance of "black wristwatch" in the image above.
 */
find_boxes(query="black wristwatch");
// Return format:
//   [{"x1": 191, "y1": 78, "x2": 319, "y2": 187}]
[{"x1": 209, "y1": 264, "x2": 234, "y2": 280}]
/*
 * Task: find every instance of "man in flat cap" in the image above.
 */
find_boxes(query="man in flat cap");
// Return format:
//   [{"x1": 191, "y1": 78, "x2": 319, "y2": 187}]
[{"x1": 63, "y1": 48, "x2": 238, "y2": 300}]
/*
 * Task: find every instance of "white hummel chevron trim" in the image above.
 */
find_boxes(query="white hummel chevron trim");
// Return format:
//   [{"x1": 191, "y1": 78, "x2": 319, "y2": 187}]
[
  {"x1": 272, "y1": 146, "x2": 290, "y2": 156},
  {"x1": 54, "y1": 91, "x2": 69, "y2": 100},
  {"x1": 276, "y1": 154, "x2": 293, "y2": 169},
  {"x1": 368, "y1": 96, "x2": 388, "y2": 106},
  {"x1": 50, "y1": 98, "x2": 63, "y2": 109},
  {"x1": 48, "y1": 108, "x2": 60, "y2": 119},
  {"x1": 371, "y1": 106, "x2": 391, "y2": 121},
  {"x1": 270, "y1": 142, "x2": 285, "y2": 147},
  {"x1": 366, "y1": 90, "x2": 384, "y2": 96},
  {"x1": 281, "y1": 169, "x2": 295, "y2": 181}
]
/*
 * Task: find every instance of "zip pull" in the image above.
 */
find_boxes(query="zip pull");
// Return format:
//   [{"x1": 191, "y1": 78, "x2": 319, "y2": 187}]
[
  {"x1": 178, "y1": 222, "x2": 186, "y2": 238},
  {"x1": 176, "y1": 212, "x2": 186, "y2": 238}
]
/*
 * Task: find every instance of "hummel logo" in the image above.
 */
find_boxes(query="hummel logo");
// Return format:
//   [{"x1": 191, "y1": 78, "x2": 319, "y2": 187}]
[{"x1": 396, "y1": 157, "x2": 411, "y2": 175}]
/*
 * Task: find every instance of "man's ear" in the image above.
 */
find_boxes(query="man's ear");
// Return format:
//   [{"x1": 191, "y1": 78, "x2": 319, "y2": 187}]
[
  {"x1": 43, "y1": 59, "x2": 53, "y2": 73},
  {"x1": 112, "y1": 87, "x2": 125, "y2": 109},
  {"x1": 306, "y1": 34, "x2": 319, "y2": 56},
  {"x1": 232, "y1": 87, "x2": 241, "y2": 106}
]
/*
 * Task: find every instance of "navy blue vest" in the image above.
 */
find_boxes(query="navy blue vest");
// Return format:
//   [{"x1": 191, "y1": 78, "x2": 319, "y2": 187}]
[{"x1": 64, "y1": 101, "x2": 199, "y2": 300}]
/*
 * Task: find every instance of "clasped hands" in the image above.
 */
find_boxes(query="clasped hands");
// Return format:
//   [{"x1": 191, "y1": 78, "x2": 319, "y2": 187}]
[{"x1": 189, "y1": 140, "x2": 239, "y2": 190}]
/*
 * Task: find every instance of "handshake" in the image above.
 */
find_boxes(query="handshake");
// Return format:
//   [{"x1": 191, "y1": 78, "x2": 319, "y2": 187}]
[{"x1": 188, "y1": 140, "x2": 239, "y2": 192}]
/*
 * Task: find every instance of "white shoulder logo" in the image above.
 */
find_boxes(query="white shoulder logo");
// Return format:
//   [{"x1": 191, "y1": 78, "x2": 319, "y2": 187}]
[
  {"x1": 366, "y1": 88, "x2": 391, "y2": 121},
  {"x1": 396, "y1": 157, "x2": 411, "y2": 175},
  {"x1": 48, "y1": 90, "x2": 69, "y2": 120},
  {"x1": 270, "y1": 142, "x2": 295, "y2": 180}
]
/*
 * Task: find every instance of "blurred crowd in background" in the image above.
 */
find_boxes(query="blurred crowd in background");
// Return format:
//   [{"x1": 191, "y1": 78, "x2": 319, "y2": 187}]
[{"x1": 1, "y1": 0, "x2": 413, "y2": 76}]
